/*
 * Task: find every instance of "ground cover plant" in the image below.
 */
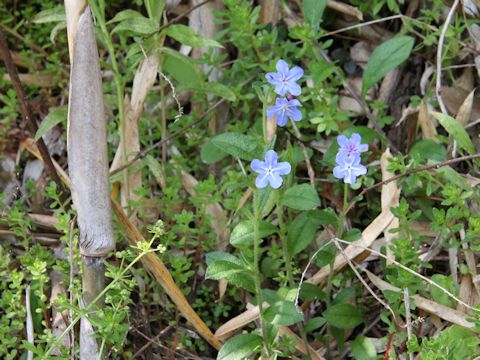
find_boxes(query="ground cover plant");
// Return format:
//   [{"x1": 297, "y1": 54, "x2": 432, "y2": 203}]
[{"x1": 1, "y1": 0, "x2": 480, "y2": 358}]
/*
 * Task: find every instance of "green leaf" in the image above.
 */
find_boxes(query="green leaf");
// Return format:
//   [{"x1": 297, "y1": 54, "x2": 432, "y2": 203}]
[
  {"x1": 210, "y1": 132, "x2": 260, "y2": 161},
  {"x1": 156, "y1": 47, "x2": 204, "y2": 86},
  {"x1": 205, "y1": 252, "x2": 255, "y2": 292},
  {"x1": 144, "y1": 0, "x2": 165, "y2": 23},
  {"x1": 162, "y1": 24, "x2": 223, "y2": 48},
  {"x1": 217, "y1": 333, "x2": 262, "y2": 360},
  {"x1": 432, "y1": 112, "x2": 476, "y2": 154},
  {"x1": 323, "y1": 303, "x2": 363, "y2": 329},
  {"x1": 201, "y1": 139, "x2": 228, "y2": 164},
  {"x1": 409, "y1": 139, "x2": 446, "y2": 161},
  {"x1": 264, "y1": 299, "x2": 303, "y2": 326},
  {"x1": 362, "y1": 36, "x2": 414, "y2": 96},
  {"x1": 302, "y1": 0, "x2": 327, "y2": 30},
  {"x1": 112, "y1": 16, "x2": 159, "y2": 35},
  {"x1": 351, "y1": 336, "x2": 377, "y2": 360},
  {"x1": 304, "y1": 316, "x2": 327, "y2": 332},
  {"x1": 32, "y1": 7, "x2": 65, "y2": 23},
  {"x1": 286, "y1": 211, "x2": 321, "y2": 257},
  {"x1": 230, "y1": 221, "x2": 277, "y2": 248},
  {"x1": 299, "y1": 283, "x2": 326, "y2": 302},
  {"x1": 107, "y1": 9, "x2": 144, "y2": 23},
  {"x1": 205, "y1": 260, "x2": 245, "y2": 280},
  {"x1": 177, "y1": 82, "x2": 236, "y2": 101},
  {"x1": 35, "y1": 107, "x2": 67, "y2": 142},
  {"x1": 281, "y1": 184, "x2": 320, "y2": 211}
]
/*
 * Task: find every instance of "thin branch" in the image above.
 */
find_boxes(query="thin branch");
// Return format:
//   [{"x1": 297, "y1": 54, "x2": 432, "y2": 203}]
[
  {"x1": 0, "y1": 29, "x2": 66, "y2": 198},
  {"x1": 436, "y1": 0, "x2": 460, "y2": 115},
  {"x1": 345, "y1": 152, "x2": 480, "y2": 214}
]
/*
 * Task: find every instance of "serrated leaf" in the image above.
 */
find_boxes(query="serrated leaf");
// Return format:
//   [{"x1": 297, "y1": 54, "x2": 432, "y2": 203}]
[
  {"x1": 264, "y1": 299, "x2": 304, "y2": 326},
  {"x1": 230, "y1": 220, "x2": 277, "y2": 248},
  {"x1": 286, "y1": 211, "x2": 321, "y2": 257},
  {"x1": 35, "y1": 107, "x2": 67, "y2": 142},
  {"x1": 302, "y1": 0, "x2": 327, "y2": 30},
  {"x1": 177, "y1": 82, "x2": 236, "y2": 101},
  {"x1": 282, "y1": 184, "x2": 320, "y2": 211},
  {"x1": 323, "y1": 303, "x2": 363, "y2": 329},
  {"x1": 201, "y1": 139, "x2": 228, "y2": 164},
  {"x1": 210, "y1": 133, "x2": 260, "y2": 161},
  {"x1": 362, "y1": 36, "x2": 414, "y2": 96},
  {"x1": 32, "y1": 7, "x2": 65, "y2": 23},
  {"x1": 351, "y1": 336, "x2": 377, "y2": 360},
  {"x1": 217, "y1": 333, "x2": 262, "y2": 360},
  {"x1": 162, "y1": 24, "x2": 223, "y2": 48},
  {"x1": 112, "y1": 16, "x2": 159, "y2": 35},
  {"x1": 432, "y1": 112, "x2": 476, "y2": 154}
]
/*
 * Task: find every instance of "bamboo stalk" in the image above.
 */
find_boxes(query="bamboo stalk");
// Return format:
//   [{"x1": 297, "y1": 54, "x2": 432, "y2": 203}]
[{"x1": 64, "y1": 1, "x2": 115, "y2": 357}]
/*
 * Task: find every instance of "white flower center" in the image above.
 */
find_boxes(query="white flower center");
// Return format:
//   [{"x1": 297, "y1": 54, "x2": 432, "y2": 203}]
[{"x1": 266, "y1": 166, "x2": 274, "y2": 176}]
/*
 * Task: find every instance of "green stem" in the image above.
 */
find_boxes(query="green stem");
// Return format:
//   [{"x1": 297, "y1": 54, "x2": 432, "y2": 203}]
[
  {"x1": 277, "y1": 200, "x2": 312, "y2": 359},
  {"x1": 253, "y1": 189, "x2": 271, "y2": 357},
  {"x1": 45, "y1": 241, "x2": 157, "y2": 357}
]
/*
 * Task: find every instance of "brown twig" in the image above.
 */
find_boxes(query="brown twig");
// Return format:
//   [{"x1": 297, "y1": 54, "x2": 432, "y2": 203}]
[
  {"x1": 345, "y1": 152, "x2": 480, "y2": 214},
  {"x1": 0, "y1": 29, "x2": 66, "y2": 198}
]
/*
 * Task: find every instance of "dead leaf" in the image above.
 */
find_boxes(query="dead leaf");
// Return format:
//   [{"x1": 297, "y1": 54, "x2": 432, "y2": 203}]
[
  {"x1": 456, "y1": 89, "x2": 475, "y2": 126},
  {"x1": 418, "y1": 101, "x2": 438, "y2": 140},
  {"x1": 381, "y1": 149, "x2": 399, "y2": 264},
  {"x1": 327, "y1": 0, "x2": 363, "y2": 20},
  {"x1": 366, "y1": 270, "x2": 475, "y2": 329},
  {"x1": 307, "y1": 205, "x2": 395, "y2": 285},
  {"x1": 442, "y1": 86, "x2": 480, "y2": 120}
]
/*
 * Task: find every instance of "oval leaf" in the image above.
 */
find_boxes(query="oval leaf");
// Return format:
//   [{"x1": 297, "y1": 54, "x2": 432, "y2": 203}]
[
  {"x1": 162, "y1": 24, "x2": 223, "y2": 48},
  {"x1": 323, "y1": 303, "x2": 363, "y2": 329},
  {"x1": 282, "y1": 184, "x2": 320, "y2": 211},
  {"x1": 362, "y1": 36, "x2": 414, "y2": 96},
  {"x1": 211, "y1": 132, "x2": 260, "y2": 161},
  {"x1": 230, "y1": 220, "x2": 277, "y2": 248},
  {"x1": 286, "y1": 211, "x2": 321, "y2": 257},
  {"x1": 217, "y1": 333, "x2": 262, "y2": 360},
  {"x1": 351, "y1": 336, "x2": 377, "y2": 360},
  {"x1": 112, "y1": 16, "x2": 159, "y2": 35}
]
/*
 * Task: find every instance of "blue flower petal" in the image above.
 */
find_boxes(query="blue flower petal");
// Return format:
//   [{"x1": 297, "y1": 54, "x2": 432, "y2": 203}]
[
  {"x1": 287, "y1": 66, "x2": 304, "y2": 81},
  {"x1": 276, "y1": 59, "x2": 289, "y2": 75},
  {"x1": 288, "y1": 107, "x2": 302, "y2": 122},
  {"x1": 337, "y1": 135, "x2": 349, "y2": 148},
  {"x1": 251, "y1": 159, "x2": 267, "y2": 174},
  {"x1": 269, "y1": 173, "x2": 283, "y2": 189},
  {"x1": 264, "y1": 150, "x2": 278, "y2": 166},
  {"x1": 256, "y1": 173, "x2": 270, "y2": 188},
  {"x1": 286, "y1": 82, "x2": 302, "y2": 96},
  {"x1": 273, "y1": 161, "x2": 291, "y2": 175},
  {"x1": 276, "y1": 111, "x2": 288, "y2": 126}
]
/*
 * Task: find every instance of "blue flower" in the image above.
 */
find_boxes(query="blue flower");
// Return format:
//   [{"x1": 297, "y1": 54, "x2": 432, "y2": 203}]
[
  {"x1": 333, "y1": 153, "x2": 367, "y2": 185},
  {"x1": 267, "y1": 97, "x2": 302, "y2": 126},
  {"x1": 250, "y1": 150, "x2": 291, "y2": 189},
  {"x1": 337, "y1": 133, "x2": 368, "y2": 158},
  {"x1": 265, "y1": 59, "x2": 304, "y2": 96}
]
